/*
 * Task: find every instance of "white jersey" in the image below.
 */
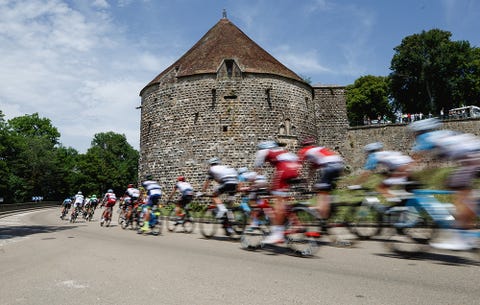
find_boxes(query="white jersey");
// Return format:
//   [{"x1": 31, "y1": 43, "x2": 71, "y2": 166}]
[
  {"x1": 126, "y1": 187, "x2": 140, "y2": 199},
  {"x1": 207, "y1": 165, "x2": 238, "y2": 184},
  {"x1": 74, "y1": 194, "x2": 84, "y2": 204}
]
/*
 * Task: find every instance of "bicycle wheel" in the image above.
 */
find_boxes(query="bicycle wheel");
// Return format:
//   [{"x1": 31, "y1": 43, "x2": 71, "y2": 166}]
[
  {"x1": 383, "y1": 208, "x2": 434, "y2": 256},
  {"x1": 118, "y1": 209, "x2": 125, "y2": 224},
  {"x1": 105, "y1": 208, "x2": 112, "y2": 227},
  {"x1": 151, "y1": 210, "x2": 163, "y2": 235},
  {"x1": 151, "y1": 221, "x2": 162, "y2": 235},
  {"x1": 230, "y1": 208, "x2": 247, "y2": 235},
  {"x1": 166, "y1": 209, "x2": 179, "y2": 232},
  {"x1": 240, "y1": 226, "x2": 269, "y2": 250},
  {"x1": 348, "y1": 204, "x2": 382, "y2": 239},
  {"x1": 285, "y1": 207, "x2": 321, "y2": 257},
  {"x1": 199, "y1": 208, "x2": 218, "y2": 238},
  {"x1": 182, "y1": 212, "x2": 195, "y2": 234}
]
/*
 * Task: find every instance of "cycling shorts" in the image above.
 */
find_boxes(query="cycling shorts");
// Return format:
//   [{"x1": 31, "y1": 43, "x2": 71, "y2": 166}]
[
  {"x1": 146, "y1": 193, "x2": 161, "y2": 207},
  {"x1": 213, "y1": 183, "x2": 238, "y2": 197},
  {"x1": 179, "y1": 195, "x2": 193, "y2": 207},
  {"x1": 314, "y1": 162, "x2": 344, "y2": 191}
]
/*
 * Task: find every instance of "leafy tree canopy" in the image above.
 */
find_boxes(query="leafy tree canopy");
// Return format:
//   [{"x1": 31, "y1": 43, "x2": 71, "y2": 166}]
[
  {"x1": 389, "y1": 29, "x2": 480, "y2": 115},
  {"x1": 346, "y1": 75, "x2": 394, "y2": 126}
]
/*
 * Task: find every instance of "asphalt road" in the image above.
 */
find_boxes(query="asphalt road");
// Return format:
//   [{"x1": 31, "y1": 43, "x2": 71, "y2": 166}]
[{"x1": 0, "y1": 208, "x2": 479, "y2": 305}]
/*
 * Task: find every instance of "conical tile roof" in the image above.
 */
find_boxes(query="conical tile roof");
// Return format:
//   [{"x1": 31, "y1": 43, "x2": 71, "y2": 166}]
[{"x1": 142, "y1": 17, "x2": 304, "y2": 92}]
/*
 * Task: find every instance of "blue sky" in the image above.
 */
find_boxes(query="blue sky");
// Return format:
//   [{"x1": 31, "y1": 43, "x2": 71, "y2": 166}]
[{"x1": 1, "y1": 0, "x2": 479, "y2": 153}]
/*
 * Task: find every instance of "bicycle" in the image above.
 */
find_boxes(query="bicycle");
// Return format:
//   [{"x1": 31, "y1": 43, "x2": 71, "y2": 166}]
[
  {"x1": 120, "y1": 202, "x2": 140, "y2": 230},
  {"x1": 345, "y1": 187, "x2": 413, "y2": 240},
  {"x1": 117, "y1": 200, "x2": 127, "y2": 225},
  {"x1": 69, "y1": 206, "x2": 80, "y2": 223},
  {"x1": 198, "y1": 194, "x2": 248, "y2": 239},
  {"x1": 137, "y1": 204, "x2": 163, "y2": 236},
  {"x1": 166, "y1": 201, "x2": 195, "y2": 233},
  {"x1": 382, "y1": 189, "x2": 480, "y2": 257},
  {"x1": 100, "y1": 205, "x2": 113, "y2": 227},
  {"x1": 60, "y1": 207, "x2": 69, "y2": 220},
  {"x1": 240, "y1": 187, "x2": 323, "y2": 257},
  {"x1": 84, "y1": 207, "x2": 94, "y2": 222}
]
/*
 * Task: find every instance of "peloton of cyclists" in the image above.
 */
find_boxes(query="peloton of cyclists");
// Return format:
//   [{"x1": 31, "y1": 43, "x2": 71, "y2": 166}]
[
  {"x1": 297, "y1": 137, "x2": 345, "y2": 219},
  {"x1": 254, "y1": 140, "x2": 302, "y2": 244}
]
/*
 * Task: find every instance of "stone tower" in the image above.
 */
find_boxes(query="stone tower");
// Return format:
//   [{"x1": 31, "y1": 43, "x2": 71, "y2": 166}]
[{"x1": 139, "y1": 16, "x2": 347, "y2": 188}]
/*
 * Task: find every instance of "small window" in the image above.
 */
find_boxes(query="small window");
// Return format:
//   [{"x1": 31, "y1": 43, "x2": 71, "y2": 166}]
[
  {"x1": 211, "y1": 89, "x2": 216, "y2": 108},
  {"x1": 194, "y1": 112, "x2": 199, "y2": 124},
  {"x1": 225, "y1": 60, "x2": 234, "y2": 77},
  {"x1": 266, "y1": 88, "x2": 272, "y2": 110},
  {"x1": 223, "y1": 126, "x2": 228, "y2": 132}
]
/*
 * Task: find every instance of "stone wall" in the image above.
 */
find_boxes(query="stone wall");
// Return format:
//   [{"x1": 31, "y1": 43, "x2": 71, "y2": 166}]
[{"x1": 313, "y1": 85, "x2": 349, "y2": 151}]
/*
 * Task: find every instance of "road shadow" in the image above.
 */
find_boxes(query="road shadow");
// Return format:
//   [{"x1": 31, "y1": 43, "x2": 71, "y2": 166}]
[
  {"x1": 0, "y1": 225, "x2": 78, "y2": 240},
  {"x1": 375, "y1": 251, "x2": 480, "y2": 267}
]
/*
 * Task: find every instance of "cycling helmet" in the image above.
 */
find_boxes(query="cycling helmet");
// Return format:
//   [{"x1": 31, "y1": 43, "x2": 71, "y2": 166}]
[
  {"x1": 177, "y1": 176, "x2": 185, "y2": 182},
  {"x1": 127, "y1": 184, "x2": 134, "y2": 188},
  {"x1": 208, "y1": 157, "x2": 221, "y2": 165},
  {"x1": 257, "y1": 140, "x2": 278, "y2": 150},
  {"x1": 77, "y1": 191, "x2": 82, "y2": 195},
  {"x1": 301, "y1": 137, "x2": 316, "y2": 146},
  {"x1": 408, "y1": 118, "x2": 441, "y2": 133},
  {"x1": 237, "y1": 167, "x2": 248, "y2": 175},
  {"x1": 107, "y1": 189, "x2": 113, "y2": 193},
  {"x1": 145, "y1": 174, "x2": 153, "y2": 180},
  {"x1": 91, "y1": 194, "x2": 97, "y2": 199},
  {"x1": 364, "y1": 142, "x2": 383, "y2": 153}
]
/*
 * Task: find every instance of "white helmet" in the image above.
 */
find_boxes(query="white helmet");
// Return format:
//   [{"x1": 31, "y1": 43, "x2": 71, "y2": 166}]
[
  {"x1": 257, "y1": 140, "x2": 278, "y2": 150},
  {"x1": 408, "y1": 118, "x2": 441, "y2": 133},
  {"x1": 364, "y1": 142, "x2": 383, "y2": 153}
]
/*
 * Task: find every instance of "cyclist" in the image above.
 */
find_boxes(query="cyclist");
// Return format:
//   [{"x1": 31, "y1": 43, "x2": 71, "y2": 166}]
[
  {"x1": 237, "y1": 167, "x2": 269, "y2": 228},
  {"x1": 90, "y1": 194, "x2": 99, "y2": 210},
  {"x1": 101, "y1": 189, "x2": 117, "y2": 225},
  {"x1": 297, "y1": 137, "x2": 345, "y2": 219},
  {"x1": 82, "y1": 195, "x2": 91, "y2": 219},
  {"x1": 60, "y1": 197, "x2": 72, "y2": 219},
  {"x1": 254, "y1": 140, "x2": 301, "y2": 244},
  {"x1": 353, "y1": 142, "x2": 413, "y2": 199},
  {"x1": 123, "y1": 184, "x2": 140, "y2": 223},
  {"x1": 165, "y1": 176, "x2": 194, "y2": 223},
  {"x1": 198, "y1": 157, "x2": 238, "y2": 235},
  {"x1": 409, "y1": 118, "x2": 480, "y2": 249},
  {"x1": 71, "y1": 191, "x2": 85, "y2": 220},
  {"x1": 141, "y1": 174, "x2": 162, "y2": 232}
]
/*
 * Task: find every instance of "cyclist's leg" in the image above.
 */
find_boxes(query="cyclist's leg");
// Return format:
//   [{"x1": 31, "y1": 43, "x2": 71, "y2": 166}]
[{"x1": 314, "y1": 163, "x2": 343, "y2": 219}]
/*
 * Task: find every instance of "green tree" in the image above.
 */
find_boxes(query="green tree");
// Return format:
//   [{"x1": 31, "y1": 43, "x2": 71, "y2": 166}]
[
  {"x1": 346, "y1": 75, "x2": 394, "y2": 126},
  {"x1": 78, "y1": 132, "x2": 139, "y2": 196},
  {"x1": 389, "y1": 29, "x2": 480, "y2": 115},
  {"x1": 0, "y1": 111, "x2": 10, "y2": 201},
  {"x1": 7, "y1": 113, "x2": 61, "y2": 201}
]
